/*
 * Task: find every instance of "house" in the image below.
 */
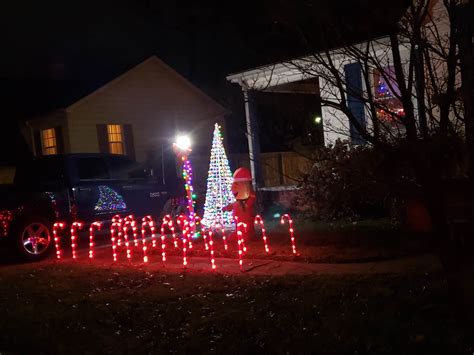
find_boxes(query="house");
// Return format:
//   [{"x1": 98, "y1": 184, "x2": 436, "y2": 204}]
[
  {"x1": 226, "y1": 0, "x2": 461, "y2": 189},
  {"x1": 22, "y1": 56, "x2": 228, "y2": 191}
]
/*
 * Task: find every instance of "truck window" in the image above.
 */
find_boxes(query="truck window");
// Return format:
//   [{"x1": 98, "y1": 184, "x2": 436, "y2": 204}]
[
  {"x1": 107, "y1": 156, "x2": 147, "y2": 179},
  {"x1": 15, "y1": 157, "x2": 65, "y2": 185},
  {"x1": 77, "y1": 157, "x2": 109, "y2": 180}
]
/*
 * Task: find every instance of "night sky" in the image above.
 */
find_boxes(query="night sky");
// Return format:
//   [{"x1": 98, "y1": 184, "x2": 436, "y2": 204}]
[{"x1": 1, "y1": 0, "x2": 408, "y2": 163}]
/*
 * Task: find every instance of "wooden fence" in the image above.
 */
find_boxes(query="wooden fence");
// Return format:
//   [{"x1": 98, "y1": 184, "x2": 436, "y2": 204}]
[{"x1": 229, "y1": 152, "x2": 312, "y2": 188}]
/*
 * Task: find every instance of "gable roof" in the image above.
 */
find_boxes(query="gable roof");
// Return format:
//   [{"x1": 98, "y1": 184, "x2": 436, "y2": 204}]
[{"x1": 66, "y1": 56, "x2": 228, "y2": 116}]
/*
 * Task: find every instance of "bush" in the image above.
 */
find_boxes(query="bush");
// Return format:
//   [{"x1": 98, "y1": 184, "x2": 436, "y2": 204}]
[{"x1": 295, "y1": 141, "x2": 406, "y2": 220}]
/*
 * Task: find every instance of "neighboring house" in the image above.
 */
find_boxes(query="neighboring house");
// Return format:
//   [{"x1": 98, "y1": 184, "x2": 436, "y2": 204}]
[
  {"x1": 226, "y1": 0, "x2": 458, "y2": 188},
  {"x1": 22, "y1": 56, "x2": 228, "y2": 191}
]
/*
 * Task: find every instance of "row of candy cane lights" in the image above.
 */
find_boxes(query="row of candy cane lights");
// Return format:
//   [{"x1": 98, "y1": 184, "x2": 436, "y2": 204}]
[{"x1": 52, "y1": 213, "x2": 297, "y2": 271}]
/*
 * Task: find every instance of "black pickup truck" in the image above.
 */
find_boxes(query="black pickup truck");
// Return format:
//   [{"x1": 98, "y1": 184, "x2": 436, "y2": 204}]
[{"x1": 0, "y1": 153, "x2": 185, "y2": 261}]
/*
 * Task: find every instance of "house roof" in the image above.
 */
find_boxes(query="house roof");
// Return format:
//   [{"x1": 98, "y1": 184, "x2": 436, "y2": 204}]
[{"x1": 66, "y1": 56, "x2": 228, "y2": 116}]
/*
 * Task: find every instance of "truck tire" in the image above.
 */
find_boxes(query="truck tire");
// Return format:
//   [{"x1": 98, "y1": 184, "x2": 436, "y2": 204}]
[{"x1": 11, "y1": 216, "x2": 53, "y2": 262}]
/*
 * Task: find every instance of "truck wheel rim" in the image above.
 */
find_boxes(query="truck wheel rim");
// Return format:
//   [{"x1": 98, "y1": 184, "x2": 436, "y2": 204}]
[{"x1": 22, "y1": 223, "x2": 51, "y2": 255}]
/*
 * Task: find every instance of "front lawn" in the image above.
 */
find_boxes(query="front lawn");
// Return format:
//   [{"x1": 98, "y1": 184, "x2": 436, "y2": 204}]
[{"x1": 0, "y1": 262, "x2": 471, "y2": 354}]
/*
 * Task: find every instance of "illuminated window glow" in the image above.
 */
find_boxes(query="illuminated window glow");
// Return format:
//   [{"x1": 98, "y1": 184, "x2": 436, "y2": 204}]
[
  {"x1": 41, "y1": 128, "x2": 57, "y2": 155},
  {"x1": 107, "y1": 124, "x2": 124, "y2": 155}
]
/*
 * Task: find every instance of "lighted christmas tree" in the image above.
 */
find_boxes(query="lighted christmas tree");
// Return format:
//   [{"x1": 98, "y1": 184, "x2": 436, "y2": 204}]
[{"x1": 202, "y1": 124, "x2": 235, "y2": 227}]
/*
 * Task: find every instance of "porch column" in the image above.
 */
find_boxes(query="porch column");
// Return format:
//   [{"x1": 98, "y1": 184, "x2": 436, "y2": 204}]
[{"x1": 243, "y1": 89, "x2": 261, "y2": 189}]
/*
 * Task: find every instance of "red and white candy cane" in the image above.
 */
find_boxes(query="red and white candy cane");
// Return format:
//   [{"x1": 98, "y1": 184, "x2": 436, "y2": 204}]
[
  {"x1": 215, "y1": 223, "x2": 228, "y2": 251},
  {"x1": 112, "y1": 215, "x2": 123, "y2": 246},
  {"x1": 280, "y1": 214, "x2": 297, "y2": 255},
  {"x1": 254, "y1": 215, "x2": 270, "y2": 253},
  {"x1": 110, "y1": 221, "x2": 121, "y2": 262},
  {"x1": 234, "y1": 217, "x2": 247, "y2": 252},
  {"x1": 70, "y1": 222, "x2": 83, "y2": 260},
  {"x1": 207, "y1": 229, "x2": 216, "y2": 270},
  {"x1": 142, "y1": 215, "x2": 157, "y2": 248},
  {"x1": 124, "y1": 215, "x2": 139, "y2": 247},
  {"x1": 236, "y1": 222, "x2": 247, "y2": 271},
  {"x1": 88, "y1": 222, "x2": 101, "y2": 259},
  {"x1": 140, "y1": 216, "x2": 155, "y2": 263},
  {"x1": 123, "y1": 220, "x2": 135, "y2": 261},
  {"x1": 53, "y1": 222, "x2": 65, "y2": 259}
]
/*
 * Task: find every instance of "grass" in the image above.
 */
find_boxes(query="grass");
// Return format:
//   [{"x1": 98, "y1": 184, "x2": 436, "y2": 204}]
[{"x1": 0, "y1": 262, "x2": 472, "y2": 354}]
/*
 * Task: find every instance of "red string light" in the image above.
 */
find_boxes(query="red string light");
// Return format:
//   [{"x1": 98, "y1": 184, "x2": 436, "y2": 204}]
[
  {"x1": 141, "y1": 216, "x2": 155, "y2": 263},
  {"x1": 88, "y1": 222, "x2": 101, "y2": 259},
  {"x1": 160, "y1": 214, "x2": 177, "y2": 262},
  {"x1": 208, "y1": 229, "x2": 216, "y2": 270},
  {"x1": 53, "y1": 222, "x2": 65, "y2": 259},
  {"x1": 142, "y1": 215, "x2": 157, "y2": 248},
  {"x1": 0, "y1": 210, "x2": 13, "y2": 237},
  {"x1": 182, "y1": 219, "x2": 190, "y2": 268},
  {"x1": 280, "y1": 214, "x2": 297, "y2": 255},
  {"x1": 123, "y1": 220, "x2": 134, "y2": 261},
  {"x1": 236, "y1": 222, "x2": 246, "y2": 271},
  {"x1": 70, "y1": 222, "x2": 83, "y2": 260},
  {"x1": 254, "y1": 215, "x2": 270, "y2": 253},
  {"x1": 215, "y1": 223, "x2": 228, "y2": 251},
  {"x1": 112, "y1": 215, "x2": 123, "y2": 246},
  {"x1": 110, "y1": 221, "x2": 121, "y2": 262},
  {"x1": 124, "y1": 215, "x2": 138, "y2": 247},
  {"x1": 176, "y1": 214, "x2": 187, "y2": 248}
]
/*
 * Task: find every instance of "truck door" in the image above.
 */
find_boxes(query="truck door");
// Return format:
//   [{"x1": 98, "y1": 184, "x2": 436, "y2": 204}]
[
  {"x1": 71, "y1": 156, "x2": 127, "y2": 222},
  {"x1": 106, "y1": 155, "x2": 169, "y2": 218}
]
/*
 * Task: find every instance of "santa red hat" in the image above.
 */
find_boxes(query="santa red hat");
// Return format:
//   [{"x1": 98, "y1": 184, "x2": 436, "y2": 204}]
[{"x1": 233, "y1": 167, "x2": 252, "y2": 182}]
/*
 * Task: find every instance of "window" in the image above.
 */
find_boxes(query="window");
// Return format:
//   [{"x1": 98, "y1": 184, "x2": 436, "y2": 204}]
[
  {"x1": 107, "y1": 156, "x2": 147, "y2": 179},
  {"x1": 41, "y1": 128, "x2": 57, "y2": 155},
  {"x1": 107, "y1": 124, "x2": 124, "y2": 155},
  {"x1": 373, "y1": 66, "x2": 404, "y2": 121},
  {"x1": 77, "y1": 157, "x2": 109, "y2": 180}
]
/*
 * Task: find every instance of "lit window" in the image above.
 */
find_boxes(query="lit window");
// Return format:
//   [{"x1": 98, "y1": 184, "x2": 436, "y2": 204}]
[
  {"x1": 41, "y1": 128, "x2": 57, "y2": 155},
  {"x1": 107, "y1": 124, "x2": 124, "y2": 155},
  {"x1": 373, "y1": 67, "x2": 404, "y2": 121}
]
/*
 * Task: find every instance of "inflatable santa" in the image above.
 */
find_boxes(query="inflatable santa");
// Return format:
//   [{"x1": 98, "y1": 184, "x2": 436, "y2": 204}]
[{"x1": 223, "y1": 167, "x2": 256, "y2": 238}]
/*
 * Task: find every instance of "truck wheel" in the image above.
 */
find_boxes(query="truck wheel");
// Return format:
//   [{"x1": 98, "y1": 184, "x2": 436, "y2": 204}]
[{"x1": 12, "y1": 216, "x2": 53, "y2": 261}]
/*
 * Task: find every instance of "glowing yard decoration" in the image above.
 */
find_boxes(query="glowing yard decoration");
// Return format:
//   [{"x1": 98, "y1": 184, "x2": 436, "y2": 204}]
[
  {"x1": 173, "y1": 135, "x2": 197, "y2": 235},
  {"x1": 123, "y1": 220, "x2": 135, "y2": 261},
  {"x1": 215, "y1": 223, "x2": 228, "y2": 251},
  {"x1": 0, "y1": 210, "x2": 13, "y2": 237},
  {"x1": 181, "y1": 219, "x2": 190, "y2": 268},
  {"x1": 254, "y1": 215, "x2": 270, "y2": 253},
  {"x1": 88, "y1": 222, "x2": 101, "y2": 259},
  {"x1": 236, "y1": 222, "x2": 247, "y2": 271},
  {"x1": 207, "y1": 229, "x2": 216, "y2": 270},
  {"x1": 140, "y1": 216, "x2": 155, "y2": 263},
  {"x1": 141, "y1": 215, "x2": 157, "y2": 248},
  {"x1": 112, "y1": 215, "x2": 123, "y2": 247},
  {"x1": 202, "y1": 123, "x2": 235, "y2": 227},
  {"x1": 123, "y1": 215, "x2": 139, "y2": 247},
  {"x1": 53, "y1": 222, "x2": 65, "y2": 259},
  {"x1": 236, "y1": 218, "x2": 247, "y2": 253},
  {"x1": 160, "y1": 214, "x2": 177, "y2": 262},
  {"x1": 110, "y1": 221, "x2": 121, "y2": 262},
  {"x1": 280, "y1": 214, "x2": 297, "y2": 255},
  {"x1": 176, "y1": 214, "x2": 192, "y2": 249},
  {"x1": 70, "y1": 222, "x2": 83, "y2": 260}
]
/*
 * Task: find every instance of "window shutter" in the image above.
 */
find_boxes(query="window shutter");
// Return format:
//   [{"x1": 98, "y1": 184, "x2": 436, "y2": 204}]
[
  {"x1": 96, "y1": 124, "x2": 109, "y2": 153},
  {"x1": 344, "y1": 63, "x2": 366, "y2": 145},
  {"x1": 55, "y1": 126, "x2": 65, "y2": 153},
  {"x1": 123, "y1": 124, "x2": 136, "y2": 160},
  {"x1": 34, "y1": 129, "x2": 43, "y2": 157}
]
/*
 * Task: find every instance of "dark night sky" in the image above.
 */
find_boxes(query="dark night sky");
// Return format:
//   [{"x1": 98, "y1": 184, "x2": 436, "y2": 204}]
[{"x1": 1, "y1": 0, "x2": 408, "y2": 162}]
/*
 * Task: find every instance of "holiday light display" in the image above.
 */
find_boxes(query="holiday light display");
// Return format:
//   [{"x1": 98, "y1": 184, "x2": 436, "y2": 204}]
[
  {"x1": 70, "y1": 222, "x2": 83, "y2": 260},
  {"x1": 0, "y1": 210, "x2": 13, "y2": 237},
  {"x1": 202, "y1": 123, "x2": 235, "y2": 227},
  {"x1": 53, "y1": 222, "x2": 65, "y2": 259},
  {"x1": 160, "y1": 214, "x2": 177, "y2": 262},
  {"x1": 110, "y1": 220, "x2": 121, "y2": 262},
  {"x1": 141, "y1": 215, "x2": 157, "y2": 248},
  {"x1": 88, "y1": 222, "x2": 101, "y2": 259},
  {"x1": 375, "y1": 77, "x2": 405, "y2": 121},
  {"x1": 207, "y1": 229, "x2": 216, "y2": 270},
  {"x1": 216, "y1": 223, "x2": 228, "y2": 251},
  {"x1": 49, "y1": 213, "x2": 299, "y2": 271},
  {"x1": 280, "y1": 214, "x2": 297, "y2": 255},
  {"x1": 236, "y1": 222, "x2": 247, "y2": 271},
  {"x1": 254, "y1": 215, "x2": 270, "y2": 253},
  {"x1": 123, "y1": 219, "x2": 134, "y2": 261},
  {"x1": 94, "y1": 185, "x2": 126, "y2": 212}
]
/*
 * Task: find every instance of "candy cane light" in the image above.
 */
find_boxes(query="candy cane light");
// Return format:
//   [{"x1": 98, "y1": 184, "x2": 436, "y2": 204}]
[
  {"x1": 254, "y1": 215, "x2": 270, "y2": 253},
  {"x1": 280, "y1": 214, "x2": 297, "y2": 255},
  {"x1": 53, "y1": 222, "x2": 65, "y2": 259},
  {"x1": 88, "y1": 222, "x2": 101, "y2": 259}
]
